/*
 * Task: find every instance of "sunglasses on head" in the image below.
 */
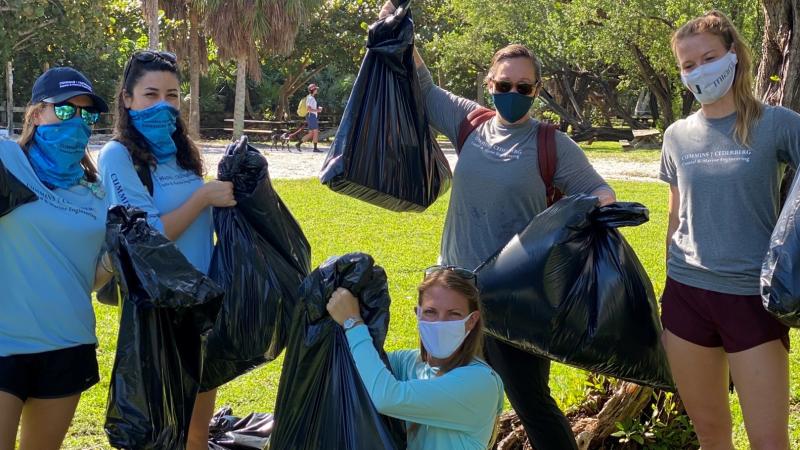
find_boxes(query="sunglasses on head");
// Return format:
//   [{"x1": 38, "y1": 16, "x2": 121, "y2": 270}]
[
  {"x1": 123, "y1": 50, "x2": 178, "y2": 83},
  {"x1": 53, "y1": 102, "x2": 100, "y2": 126},
  {"x1": 423, "y1": 265, "x2": 477, "y2": 284},
  {"x1": 492, "y1": 79, "x2": 538, "y2": 96}
]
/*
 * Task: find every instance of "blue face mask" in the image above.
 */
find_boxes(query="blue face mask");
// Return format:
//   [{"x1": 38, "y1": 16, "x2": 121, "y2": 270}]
[
  {"x1": 492, "y1": 92, "x2": 534, "y2": 123},
  {"x1": 129, "y1": 101, "x2": 179, "y2": 162},
  {"x1": 28, "y1": 117, "x2": 91, "y2": 189}
]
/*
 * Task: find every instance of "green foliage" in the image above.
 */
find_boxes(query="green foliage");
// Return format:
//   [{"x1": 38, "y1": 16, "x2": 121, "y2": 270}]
[{"x1": 612, "y1": 391, "x2": 699, "y2": 449}]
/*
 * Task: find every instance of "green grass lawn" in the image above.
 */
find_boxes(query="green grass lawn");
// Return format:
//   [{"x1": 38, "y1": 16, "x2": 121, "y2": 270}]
[{"x1": 65, "y1": 178, "x2": 799, "y2": 449}]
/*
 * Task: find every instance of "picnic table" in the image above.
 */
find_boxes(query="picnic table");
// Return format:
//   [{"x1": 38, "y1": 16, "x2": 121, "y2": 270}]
[{"x1": 620, "y1": 128, "x2": 661, "y2": 150}]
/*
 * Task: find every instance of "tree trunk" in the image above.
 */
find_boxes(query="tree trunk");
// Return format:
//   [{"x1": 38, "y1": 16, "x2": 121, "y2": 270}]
[
  {"x1": 187, "y1": 9, "x2": 201, "y2": 140},
  {"x1": 756, "y1": 0, "x2": 800, "y2": 109},
  {"x1": 475, "y1": 69, "x2": 486, "y2": 106},
  {"x1": 144, "y1": 0, "x2": 159, "y2": 50},
  {"x1": 680, "y1": 90, "x2": 695, "y2": 117},
  {"x1": 5, "y1": 60, "x2": 12, "y2": 135},
  {"x1": 757, "y1": 0, "x2": 800, "y2": 206},
  {"x1": 233, "y1": 55, "x2": 247, "y2": 139},
  {"x1": 629, "y1": 43, "x2": 674, "y2": 127},
  {"x1": 597, "y1": 76, "x2": 646, "y2": 129}
]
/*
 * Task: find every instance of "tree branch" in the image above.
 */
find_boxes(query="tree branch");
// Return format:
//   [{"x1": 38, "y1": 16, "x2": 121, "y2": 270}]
[{"x1": 13, "y1": 19, "x2": 57, "y2": 51}]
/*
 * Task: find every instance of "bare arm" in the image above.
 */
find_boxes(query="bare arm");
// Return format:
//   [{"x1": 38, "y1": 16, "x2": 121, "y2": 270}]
[
  {"x1": 666, "y1": 184, "x2": 680, "y2": 265},
  {"x1": 162, "y1": 180, "x2": 235, "y2": 242},
  {"x1": 591, "y1": 187, "x2": 616, "y2": 206},
  {"x1": 93, "y1": 253, "x2": 114, "y2": 291}
]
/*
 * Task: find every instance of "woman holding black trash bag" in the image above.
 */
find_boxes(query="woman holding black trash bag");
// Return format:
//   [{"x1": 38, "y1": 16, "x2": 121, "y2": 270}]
[
  {"x1": 327, "y1": 266, "x2": 504, "y2": 450},
  {"x1": 98, "y1": 50, "x2": 235, "y2": 450},
  {"x1": 0, "y1": 67, "x2": 112, "y2": 450},
  {"x1": 660, "y1": 11, "x2": 800, "y2": 449},
  {"x1": 374, "y1": 2, "x2": 616, "y2": 448}
]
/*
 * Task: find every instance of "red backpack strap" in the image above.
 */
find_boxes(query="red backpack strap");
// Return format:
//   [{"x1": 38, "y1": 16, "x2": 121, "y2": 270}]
[
  {"x1": 537, "y1": 122, "x2": 562, "y2": 206},
  {"x1": 456, "y1": 107, "x2": 495, "y2": 155}
]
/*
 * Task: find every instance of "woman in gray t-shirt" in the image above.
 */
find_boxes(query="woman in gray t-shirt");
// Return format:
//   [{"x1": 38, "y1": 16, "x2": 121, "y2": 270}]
[{"x1": 661, "y1": 11, "x2": 798, "y2": 449}]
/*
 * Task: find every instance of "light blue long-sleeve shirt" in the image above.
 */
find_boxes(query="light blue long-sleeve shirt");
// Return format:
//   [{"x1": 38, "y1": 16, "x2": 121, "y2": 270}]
[
  {"x1": 346, "y1": 325, "x2": 504, "y2": 450},
  {"x1": 98, "y1": 140, "x2": 212, "y2": 273},
  {"x1": 0, "y1": 141, "x2": 107, "y2": 356}
]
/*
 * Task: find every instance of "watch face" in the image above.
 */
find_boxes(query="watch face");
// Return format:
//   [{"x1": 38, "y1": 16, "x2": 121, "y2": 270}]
[{"x1": 344, "y1": 318, "x2": 356, "y2": 329}]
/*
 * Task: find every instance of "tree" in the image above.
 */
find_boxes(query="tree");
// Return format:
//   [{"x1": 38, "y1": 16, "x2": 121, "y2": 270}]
[
  {"x1": 0, "y1": 0, "x2": 133, "y2": 132},
  {"x1": 756, "y1": 0, "x2": 800, "y2": 202},
  {"x1": 162, "y1": 1, "x2": 208, "y2": 138},
  {"x1": 199, "y1": 0, "x2": 324, "y2": 139},
  {"x1": 142, "y1": 0, "x2": 159, "y2": 49}
]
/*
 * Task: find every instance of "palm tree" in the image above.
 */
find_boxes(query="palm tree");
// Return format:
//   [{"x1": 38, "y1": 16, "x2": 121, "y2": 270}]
[
  {"x1": 162, "y1": 1, "x2": 208, "y2": 139},
  {"x1": 141, "y1": 0, "x2": 160, "y2": 49},
  {"x1": 197, "y1": 0, "x2": 323, "y2": 139}
]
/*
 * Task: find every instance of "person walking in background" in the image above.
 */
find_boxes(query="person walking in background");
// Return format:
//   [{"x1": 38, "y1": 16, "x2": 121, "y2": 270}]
[{"x1": 296, "y1": 83, "x2": 323, "y2": 153}]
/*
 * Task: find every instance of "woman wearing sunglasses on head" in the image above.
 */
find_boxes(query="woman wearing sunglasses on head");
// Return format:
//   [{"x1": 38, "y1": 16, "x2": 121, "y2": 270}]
[
  {"x1": 326, "y1": 266, "x2": 504, "y2": 450},
  {"x1": 0, "y1": 67, "x2": 112, "y2": 450},
  {"x1": 98, "y1": 50, "x2": 235, "y2": 450},
  {"x1": 660, "y1": 11, "x2": 800, "y2": 449},
  {"x1": 375, "y1": 3, "x2": 616, "y2": 448}
]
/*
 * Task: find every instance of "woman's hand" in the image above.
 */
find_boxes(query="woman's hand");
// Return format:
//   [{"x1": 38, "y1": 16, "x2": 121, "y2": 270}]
[
  {"x1": 201, "y1": 180, "x2": 236, "y2": 208},
  {"x1": 379, "y1": 0, "x2": 395, "y2": 19},
  {"x1": 592, "y1": 187, "x2": 616, "y2": 206},
  {"x1": 326, "y1": 287, "x2": 362, "y2": 326}
]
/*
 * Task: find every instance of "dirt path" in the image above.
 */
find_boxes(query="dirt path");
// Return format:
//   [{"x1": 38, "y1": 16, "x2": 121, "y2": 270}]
[{"x1": 87, "y1": 140, "x2": 660, "y2": 182}]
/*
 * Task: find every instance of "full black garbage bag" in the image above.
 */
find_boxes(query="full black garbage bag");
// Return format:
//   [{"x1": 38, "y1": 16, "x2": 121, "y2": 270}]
[
  {"x1": 319, "y1": 1, "x2": 451, "y2": 212},
  {"x1": 202, "y1": 136, "x2": 311, "y2": 391},
  {"x1": 208, "y1": 407, "x2": 273, "y2": 450},
  {"x1": 0, "y1": 159, "x2": 36, "y2": 217},
  {"x1": 762, "y1": 175, "x2": 800, "y2": 327},
  {"x1": 270, "y1": 253, "x2": 406, "y2": 450},
  {"x1": 476, "y1": 195, "x2": 674, "y2": 390},
  {"x1": 103, "y1": 206, "x2": 224, "y2": 450}
]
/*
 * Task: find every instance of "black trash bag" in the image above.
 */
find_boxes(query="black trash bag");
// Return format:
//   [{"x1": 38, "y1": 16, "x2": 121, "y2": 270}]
[
  {"x1": 104, "y1": 206, "x2": 224, "y2": 450},
  {"x1": 762, "y1": 175, "x2": 800, "y2": 327},
  {"x1": 0, "y1": 159, "x2": 37, "y2": 218},
  {"x1": 319, "y1": 1, "x2": 451, "y2": 212},
  {"x1": 476, "y1": 195, "x2": 674, "y2": 390},
  {"x1": 270, "y1": 253, "x2": 406, "y2": 450},
  {"x1": 202, "y1": 136, "x2": 311, "y2": 391},
  {"x1": 208, "y1": 407, "x2": 273, "y2": 450}
]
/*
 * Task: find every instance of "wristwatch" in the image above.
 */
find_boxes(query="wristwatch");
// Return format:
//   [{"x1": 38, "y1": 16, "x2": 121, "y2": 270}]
[{"x1": 343, "y1": 317, "x2": 364, "y2": 331}]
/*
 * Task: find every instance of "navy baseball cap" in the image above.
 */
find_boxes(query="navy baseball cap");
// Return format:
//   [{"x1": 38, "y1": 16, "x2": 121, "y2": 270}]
[{"x1": 30, "y1": 67, "x2": 109, "y2": 112}]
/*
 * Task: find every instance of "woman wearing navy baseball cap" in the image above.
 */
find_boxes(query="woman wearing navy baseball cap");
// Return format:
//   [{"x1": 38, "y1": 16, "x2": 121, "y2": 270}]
[{"x1": 0, "y1": 66, "x2": 112, "y2": 450}]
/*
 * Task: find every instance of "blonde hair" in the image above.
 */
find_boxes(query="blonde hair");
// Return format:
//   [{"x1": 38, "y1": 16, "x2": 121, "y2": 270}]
[
  {"x1": 17, "y1": 103, "x2": 98, "y2": 182},
  {"x1": 672, "y1": 10, "x2": 763, "y2": 146},
  {"x1": 417, "y1": 270, "x2": 484, "y2": 374}
]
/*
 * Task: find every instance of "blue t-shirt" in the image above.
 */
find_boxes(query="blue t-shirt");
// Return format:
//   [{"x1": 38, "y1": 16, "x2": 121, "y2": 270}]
[
  {"x1": 0, "y1": 141, "x2": 107, "y2": 356},
  {"x1": 98, "y1": 140, "x2": 212, "y2": 273}
]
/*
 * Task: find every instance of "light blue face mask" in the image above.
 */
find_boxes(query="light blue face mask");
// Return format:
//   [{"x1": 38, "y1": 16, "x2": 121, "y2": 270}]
[
  {"x1": 129, "y1": 101, "x2": 179, "y2": 162},
  {"x1": 28, "y1": 116, "x2": 91, "y2": 189}
]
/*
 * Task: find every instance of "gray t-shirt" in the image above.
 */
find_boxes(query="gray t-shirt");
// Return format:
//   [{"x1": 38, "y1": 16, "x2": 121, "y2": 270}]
[
  {"x1": 417, "y1": 66, "x2": 610, "y2": 270},
  {"x1": 659, "y1": 106, "x2": 800, "y2": 295}
]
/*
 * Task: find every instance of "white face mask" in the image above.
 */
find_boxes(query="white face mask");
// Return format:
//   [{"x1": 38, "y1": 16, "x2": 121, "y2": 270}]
[
  {"x1": 680, "y1": 51, "x2": 738, "y2": 105},
  {"x1": 417, "y1": 311, "x2": 475, "y2": 360}
]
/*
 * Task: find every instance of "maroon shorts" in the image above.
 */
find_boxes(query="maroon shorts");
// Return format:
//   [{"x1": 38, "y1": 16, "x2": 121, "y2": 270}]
[{"x1": 661, "y1": 277, "x2": 790, "y2": 353}]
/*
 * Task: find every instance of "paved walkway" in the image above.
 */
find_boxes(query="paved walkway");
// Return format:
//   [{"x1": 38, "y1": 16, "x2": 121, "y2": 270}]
[{"x1": 85, "y1": 139, "x2": 660, "y2": 182}]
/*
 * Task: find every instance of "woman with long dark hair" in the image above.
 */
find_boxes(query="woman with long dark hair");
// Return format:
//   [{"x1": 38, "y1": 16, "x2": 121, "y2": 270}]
[{"x1": 98, "y1": 50, "x2": 235, "y2": 450}]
